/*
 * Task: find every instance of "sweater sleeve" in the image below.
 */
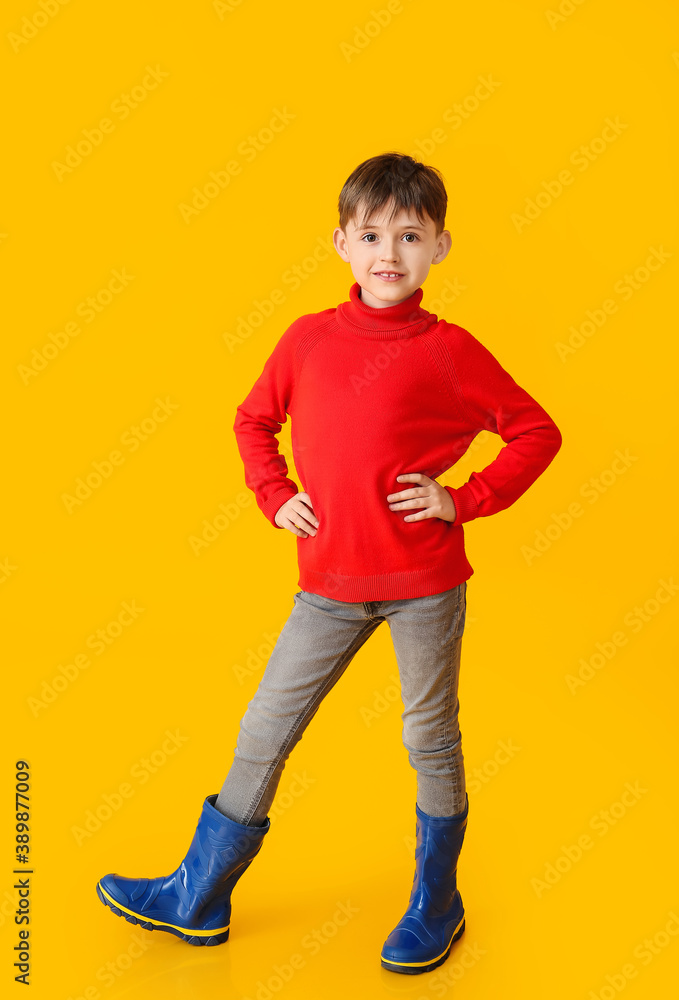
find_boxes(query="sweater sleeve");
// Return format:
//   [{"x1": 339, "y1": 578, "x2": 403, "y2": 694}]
[
  {"x1": 442, "y1": 327, "x2": 563, "y2": 527},
  {"x1": 233, "y1": 322, "x2": 302, "y2": 528}
]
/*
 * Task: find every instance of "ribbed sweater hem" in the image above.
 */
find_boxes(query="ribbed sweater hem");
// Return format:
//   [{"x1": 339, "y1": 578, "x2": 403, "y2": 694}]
[{"x1": 298, "y1": 560, "x2": 474, "y2": 603}]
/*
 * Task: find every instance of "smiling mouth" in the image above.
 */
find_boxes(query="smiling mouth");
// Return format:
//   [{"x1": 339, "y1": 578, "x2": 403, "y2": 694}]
[{"x1": 374, "y1": 271, "x2": 404, "y2": 278}]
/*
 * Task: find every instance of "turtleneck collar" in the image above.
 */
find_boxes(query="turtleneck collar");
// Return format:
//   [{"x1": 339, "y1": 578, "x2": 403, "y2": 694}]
[{"x1": 336, "y1": 281, "x2": 438, "y2": 340}]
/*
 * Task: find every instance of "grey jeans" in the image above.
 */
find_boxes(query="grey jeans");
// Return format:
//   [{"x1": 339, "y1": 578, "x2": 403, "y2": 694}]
[{"x1": 216, "y1": 581, "x2": 468, "y2": 826}]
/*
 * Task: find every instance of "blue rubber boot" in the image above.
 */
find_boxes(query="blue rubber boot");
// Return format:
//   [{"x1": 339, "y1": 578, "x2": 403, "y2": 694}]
[
  {"x1": 96, "y1": 794, "x2": 270, "y2": 946},
  {"x1": 381, "y1": 793, "x2": 469, "y2": 974}
]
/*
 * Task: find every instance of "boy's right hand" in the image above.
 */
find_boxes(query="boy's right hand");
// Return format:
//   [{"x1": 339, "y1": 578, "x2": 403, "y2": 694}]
[{"x1": 274, "y1": 492, "x2": 319, "y2": 537}]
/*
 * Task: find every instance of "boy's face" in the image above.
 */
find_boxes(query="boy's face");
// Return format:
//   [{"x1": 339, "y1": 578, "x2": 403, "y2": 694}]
[{"x1": 333, "y1": 198, "x2": 451, "y2": 309}]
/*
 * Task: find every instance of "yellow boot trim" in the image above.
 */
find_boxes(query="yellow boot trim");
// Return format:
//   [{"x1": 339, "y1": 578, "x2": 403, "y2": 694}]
[
  {"x1": 381, "y1": 915, "x2": 464, "y2": 968},
  {"x1": 97, "y1": 882, "x2": 230, "y2": 937}
]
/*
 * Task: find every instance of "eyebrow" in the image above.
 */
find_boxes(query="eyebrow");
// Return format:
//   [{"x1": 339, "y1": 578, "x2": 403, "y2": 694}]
[{"x1": 354, "y1": 222, "x2": 427, "y2": 231}]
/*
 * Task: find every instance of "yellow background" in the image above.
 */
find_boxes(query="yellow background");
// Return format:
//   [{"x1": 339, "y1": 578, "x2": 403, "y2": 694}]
[{"x1": 3, "y1": 0, "x2": 678, "y2": 997}]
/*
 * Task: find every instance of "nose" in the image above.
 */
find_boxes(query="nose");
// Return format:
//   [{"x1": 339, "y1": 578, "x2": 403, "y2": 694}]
[{"x1": 380, "y1": 241, "x2": 399, "y2": 262}]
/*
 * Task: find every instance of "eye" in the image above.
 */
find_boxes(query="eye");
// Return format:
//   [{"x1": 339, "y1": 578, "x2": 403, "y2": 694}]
[{"x1": 360, "y1": 232, "x2": 420, "y2": 243}]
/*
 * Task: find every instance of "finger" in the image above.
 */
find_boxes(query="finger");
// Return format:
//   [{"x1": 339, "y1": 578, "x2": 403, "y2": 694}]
[
  {"x1": 283, "y1": 517, "x2": 310, "y2": 538},
  {"x1": 387, "y1": 488, "x2": 422, "y2": 502},
  {"x1": 295, "y1": 493, "x2": 320, "y2": 526},
  {"x1": 288, "y1": 507, "x2": 318, "y2": 535},
  {"x1": 298, "y1": 507, "x2": 320, "y2": 527},
  {"x1": 290, "y1": 518, "x2": 316, "y2": 536},
  {"x1": 388, "y1": 492, "x2": 429, "y2": 508},
  {"x1": 397, "y1": 497, "x2": 434, "y2": 513},
  {"x1": 396, "y1": 473, "x2": 429, "y2": 485},
  {"x1": 291, "y1": 508, "x2": 318, "y2": 534},
  {"x1": 403, "y1": 507, "x2": 434, "y2": 521}
]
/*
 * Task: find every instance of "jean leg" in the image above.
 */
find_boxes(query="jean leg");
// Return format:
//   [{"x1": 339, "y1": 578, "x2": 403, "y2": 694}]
[
  {"x1": 216, "y1": 590, "x2": 382, "y2": 826},
  {"x1": 385, "y1": 581, "x2": 467, "y2": 817}
]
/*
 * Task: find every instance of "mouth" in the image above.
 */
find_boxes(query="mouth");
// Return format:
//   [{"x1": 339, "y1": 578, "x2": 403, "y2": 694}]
[{"x1": 373, "y1": 271, "x2": 404, "y2": 281}]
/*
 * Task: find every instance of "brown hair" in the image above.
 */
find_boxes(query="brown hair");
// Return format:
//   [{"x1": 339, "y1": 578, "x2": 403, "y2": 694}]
[{"x1": 337, "y1": 152, "x2": 447, "y2": 236}]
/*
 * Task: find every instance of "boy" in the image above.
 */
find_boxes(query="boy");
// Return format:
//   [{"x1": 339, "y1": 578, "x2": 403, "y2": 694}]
[{"x1": 96, "y1": 152, "x2": 562, "y2": 975}]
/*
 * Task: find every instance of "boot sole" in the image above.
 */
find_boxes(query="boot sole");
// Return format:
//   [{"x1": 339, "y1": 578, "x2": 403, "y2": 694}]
[
  {"x1": 380, "y1": 916, "x2": 465, "y2": 975},
  {"x1": 96, "y1": 881, "x2": 230, "y2": 947}
]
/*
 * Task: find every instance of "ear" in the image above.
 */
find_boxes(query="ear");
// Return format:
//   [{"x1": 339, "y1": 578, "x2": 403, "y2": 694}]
[
  {"x1": 433, "y1": 229, "x2": 452, "y2": 264},
  {"x1": 332, "y1": 227, "x2": 351, "y2": 262}
]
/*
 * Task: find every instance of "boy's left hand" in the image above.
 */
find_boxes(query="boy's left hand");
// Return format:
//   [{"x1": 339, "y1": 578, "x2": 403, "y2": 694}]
[{"x1": 386, "y1": 473, "x2": 457, "y2": 523}]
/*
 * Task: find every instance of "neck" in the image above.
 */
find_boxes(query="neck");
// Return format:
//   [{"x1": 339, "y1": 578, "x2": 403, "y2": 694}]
[{"x1": 359, "y1": 286, "x2": 411, "y2": 310}]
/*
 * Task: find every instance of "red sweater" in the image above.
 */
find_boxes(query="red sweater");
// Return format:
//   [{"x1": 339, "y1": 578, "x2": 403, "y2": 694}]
[{"x1": 234, "y1": 281, "x2": 562, "y2": 602}]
